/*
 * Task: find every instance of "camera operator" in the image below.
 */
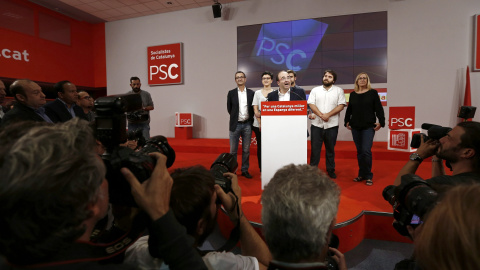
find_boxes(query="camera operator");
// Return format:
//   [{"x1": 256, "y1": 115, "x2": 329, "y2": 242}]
[
  {"x1": 0, "y1": 118, "x2": 206, "y2": 270},
  {"x1": 124, "y1": 166, "x2": 272, "y2": 270},
  {"x1": 394, "y1": 121, "x2": 480, "y2": 188},
  {"x1": 261, "y1": 164, "x2": 347, "y2": 270}
]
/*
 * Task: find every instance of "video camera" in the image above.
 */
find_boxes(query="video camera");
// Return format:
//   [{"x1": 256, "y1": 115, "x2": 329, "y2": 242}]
[
  {"x1": 383, "y1": 174, "x2": 438, "y2": 236},
  {"x1": 94, "y1": 94, "x2": 175, "y2": 207},
  {"x1": 410, "y1": 123, "x2": 452, "y2": 148}
]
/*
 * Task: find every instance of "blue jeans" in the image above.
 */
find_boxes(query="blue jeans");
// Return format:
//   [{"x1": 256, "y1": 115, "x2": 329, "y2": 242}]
[
  {"x1": 252, "y1": 126, "x2": 261, "y2": 170},
  {"x1": 310, "y1": 125, "x2": 339, "y2": 172},
  {"x1": 229, "y1": 122, "x2": 251, "y2": 173},
  {"x1": 128, "y1": 122, "x2": 150, "y2": 140},
  {"x1": 352, "y1": 128, "x2": 375, "y2": 179}
]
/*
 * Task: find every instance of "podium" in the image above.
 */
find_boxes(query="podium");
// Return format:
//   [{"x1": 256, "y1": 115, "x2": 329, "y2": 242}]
[{"x1": 261, "y1": 101, "x2": 308, "y2": 188}]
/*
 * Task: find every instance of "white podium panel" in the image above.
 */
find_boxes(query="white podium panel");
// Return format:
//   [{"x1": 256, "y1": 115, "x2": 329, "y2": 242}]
[{"x1": 261, "y1": 101, "x2": 308, "y2": 189}]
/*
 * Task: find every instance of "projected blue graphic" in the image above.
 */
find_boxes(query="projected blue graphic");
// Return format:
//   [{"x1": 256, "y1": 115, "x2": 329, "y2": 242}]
[{"x1": 253, "y1": 19, "x2": 328, "y2": 72}]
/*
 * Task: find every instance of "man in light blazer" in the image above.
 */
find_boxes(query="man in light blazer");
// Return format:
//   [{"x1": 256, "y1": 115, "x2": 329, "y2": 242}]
[{"x1": 227, "y1": 71, "x2": 255, "y2": 178}]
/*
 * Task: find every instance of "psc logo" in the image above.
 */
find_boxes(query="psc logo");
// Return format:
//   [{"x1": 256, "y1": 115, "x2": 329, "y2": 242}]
[{"x1": 389, "y1": 107, "x2": 415, "y2": 130}]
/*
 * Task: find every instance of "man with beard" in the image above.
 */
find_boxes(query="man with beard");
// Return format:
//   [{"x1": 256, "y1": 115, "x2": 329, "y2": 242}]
[
  {"x1": 126, "y1": 76, "x2": 154, "y2": 139},
  {"x1": 307, "y1": 70, "x2": 346, "y2": 179},
  {"x1": 267, "y1": 70, "x2": 306, "y2": 102},
  {"x1": 394, "y1": 121, "x2": 480, "y2": 188},
  {"x1": 1, "y1": 79, "x2": 52, "y2": 127},
  {"x1": 124, "y1": 166, "x2": 272, "y2": 270}
]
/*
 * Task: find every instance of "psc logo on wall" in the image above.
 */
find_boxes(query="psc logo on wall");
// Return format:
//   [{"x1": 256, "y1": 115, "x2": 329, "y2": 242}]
[{"x1": 148, "y1": 43, "x2": 183, "y2": 86}]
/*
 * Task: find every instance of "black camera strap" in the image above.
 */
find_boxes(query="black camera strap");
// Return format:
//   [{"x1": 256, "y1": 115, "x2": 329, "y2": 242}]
[{"x1": 199, "y1": 192, "x2": 242, "y2": 255}]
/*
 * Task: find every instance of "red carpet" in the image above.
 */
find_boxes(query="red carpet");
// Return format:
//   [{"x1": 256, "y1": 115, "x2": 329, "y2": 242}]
[{"x1": 167, "y1": 138, "x2": 439, "y2": 251}]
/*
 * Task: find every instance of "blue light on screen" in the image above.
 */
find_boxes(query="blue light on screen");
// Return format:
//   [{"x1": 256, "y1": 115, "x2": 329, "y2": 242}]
[{"x1": 252, "y1": 19, "x2": 328, "y2": 72}]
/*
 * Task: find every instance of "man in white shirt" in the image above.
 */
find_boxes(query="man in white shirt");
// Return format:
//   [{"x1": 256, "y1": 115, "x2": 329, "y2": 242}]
[
  {"x1": 227, "y1": 71, "x2": 255, "y2": 178},
  {"x1": 307, "y1": 70, "x2": 346, "y2": 179}
]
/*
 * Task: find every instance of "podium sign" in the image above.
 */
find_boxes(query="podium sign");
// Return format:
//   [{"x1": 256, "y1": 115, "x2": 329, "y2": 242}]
[
  {"x1": 261, "y1": 101, "x2": 308, "y2": 188},
  {"x1": 388, "y1": 129, "x2": 421, "y2": 152}
]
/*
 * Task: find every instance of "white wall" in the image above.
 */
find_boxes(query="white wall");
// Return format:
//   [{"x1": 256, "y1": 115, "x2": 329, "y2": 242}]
[{"x1": 105, "y1": 0, "x2": 480, "y2": 140}]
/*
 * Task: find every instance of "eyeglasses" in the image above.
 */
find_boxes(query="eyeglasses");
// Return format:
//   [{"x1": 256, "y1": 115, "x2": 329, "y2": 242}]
[
  {"x1": 81, "y1": 96, "x2": 92, "y2": 100},
  {"x1": 279, "y1": 76, "x2": 292, "y2": 81},
  {"x1": 262, "y1": 77, "x2": 272, "y2": 80},
  {"x1": 358, "y1": 77, "x2": 368, "y2": 81},
  {"x1": 235, "y1": 76, "x2": 245, "y2": 79}
]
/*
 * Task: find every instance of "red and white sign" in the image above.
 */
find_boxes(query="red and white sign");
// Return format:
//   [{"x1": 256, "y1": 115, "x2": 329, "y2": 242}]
[
  {"x1": 175, "y1": 112, "x2": 193, "y2": 127},
  {"x1": 389, "y1": 106, "x2": 415, "y2": 130},
  {"x1": 261, "y1": 101, "x2": 307, "y2": 115},
  {"x1": 148, "y1": 43, "x2": 183, "y2": 85},
  {"x1": 388, "y1": 129, "x2": 421, "y2": 152}
]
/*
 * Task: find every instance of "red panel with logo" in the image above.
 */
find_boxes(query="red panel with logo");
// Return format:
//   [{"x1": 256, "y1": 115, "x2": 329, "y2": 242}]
[
  {"x1": 389, "y1": 106, "x2": 415, "y2": 130},
  {"x1": 148, "y1": 43, "x2": 183, "y2": 85},
  {"x1": 175, "y1": 112, "x2": 193, "y2": 127},
  {"x1": 389, "y1": 130, "x2": 409, "y2": 150}
]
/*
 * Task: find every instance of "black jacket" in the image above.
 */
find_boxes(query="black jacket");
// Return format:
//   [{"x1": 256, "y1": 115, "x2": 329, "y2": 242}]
[
  {"x1": 227, "y1": 87, "x2": 255, "y2": 132},
  {"x1": 0, "y1": 102, "x2": 46, "y2": 128},
  {"x1": 44, "y1": 99, "x2": 87, "y2": 123},
  {"x1": 266, "y1": 87, "x2": 307, "y2": 102}
]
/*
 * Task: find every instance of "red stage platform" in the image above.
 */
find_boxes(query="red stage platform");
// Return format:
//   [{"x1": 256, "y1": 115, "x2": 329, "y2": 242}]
[{"x1": 167, "y1": 138, "x2": 437, "y2": 252}]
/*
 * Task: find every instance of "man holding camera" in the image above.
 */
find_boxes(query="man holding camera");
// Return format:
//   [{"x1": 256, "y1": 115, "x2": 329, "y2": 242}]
[
  {"x1": 127, "y1": 76, "x2": 154, "y2": 139},
  {"x1": 261, "y1": 164, "x2": 347, "y2": 270},
  {"x1": 0, "y1": 119, "x2": 206, "y2": 269},
  {"x1": 394, "y1": 121, "x2": 480, "y2": 187},
  {"x1": 125, "y1": 166, "x2": 271, "y2": 269}
]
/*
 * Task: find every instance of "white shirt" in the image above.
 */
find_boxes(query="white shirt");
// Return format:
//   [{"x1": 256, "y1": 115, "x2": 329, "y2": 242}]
[
  {"x1": 307, "y1": 85, "x2": 346, "y2": 129},
  {"x1": 278, "y1": 89, "x2": 291, "y2": 101},
  {"x1": 252, "y1": 90, "x2": 269, "y2": 127},
  {"x1": 237, "y1": 87, "x2": 249, "y2": 121},
  {"x1": 124, "y1": 236, "x2": 259, "y2": 270}
]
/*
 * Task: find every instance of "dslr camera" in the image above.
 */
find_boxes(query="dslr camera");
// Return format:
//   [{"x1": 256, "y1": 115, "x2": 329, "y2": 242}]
[
  {"x1": 210, "y1": 153, "x2": 238, "y2": 195},
  {"x1": 410, "y1": 123, "x2": 451, "y2": 148},
  {"x1": 383, "y1": 174, "x2": 438, "y2": 236},
  {"x1": 94, "y1": 94, "x2": 175, "y2": 207}
]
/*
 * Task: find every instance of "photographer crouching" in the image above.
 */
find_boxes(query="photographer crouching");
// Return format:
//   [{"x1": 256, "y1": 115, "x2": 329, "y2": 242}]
[
  {"x1": 0, "y1": 118, "x2": 206, "y2": 270},
  {"x1": 394, "y1": 121, "x2": 480, "y2": 189}
]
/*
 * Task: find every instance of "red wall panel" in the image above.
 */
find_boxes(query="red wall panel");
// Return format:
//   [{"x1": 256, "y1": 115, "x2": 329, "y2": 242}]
[{"x1": 0, "y1": 0, "x2": 106, "y2": 88}]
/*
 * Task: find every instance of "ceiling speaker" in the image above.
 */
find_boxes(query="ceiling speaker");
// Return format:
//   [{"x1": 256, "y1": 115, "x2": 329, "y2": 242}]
[{"x1": 212, "y1": 2, "x2": 222, "y2": 18}]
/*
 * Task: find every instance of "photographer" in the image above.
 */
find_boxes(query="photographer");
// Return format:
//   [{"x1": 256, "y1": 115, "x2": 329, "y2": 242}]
[
  {"x1": 124, "y1": 166, "x2": 272, "y2": 269},
  {"x1": 0, "y1": 119, "x2": 206, "y2": 270},
  {"x1": 394, "y1": 121, "x2": 480, "y2": 188}
]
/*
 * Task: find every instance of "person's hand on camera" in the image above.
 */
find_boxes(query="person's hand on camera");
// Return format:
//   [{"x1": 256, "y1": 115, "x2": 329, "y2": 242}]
[
  {"x1": 121, "y1": 152, "x2": 173, "y2": 221},
  {"x1": 415, "y1": 136, "x2": 440, "y2": 159},
  {"x1": 329, "y1": 247, "x2": 347, "y2": 270},
  {"x1": 214, "y1": 172, "x2": 243, "y2": 223}
]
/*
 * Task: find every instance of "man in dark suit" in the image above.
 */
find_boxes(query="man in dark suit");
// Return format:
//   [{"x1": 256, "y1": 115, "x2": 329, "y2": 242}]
[
  {"x1": 1, "y1": 79, "x2": 52, "y2": 127},
  {"x1": 227, "y1": 71, "x2": 255, "y2": 178},
  {"x1": 44, "y1": 80, "x2": 87, "y2": 123},
  {"x1": 267, "y1": 70, "x2": 307, "y2": 101}
]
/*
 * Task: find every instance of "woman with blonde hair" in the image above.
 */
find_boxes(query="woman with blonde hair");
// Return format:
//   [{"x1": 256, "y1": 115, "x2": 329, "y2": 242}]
[
  {"x1": 344, "y1": 72, "x2": 384, "y2": 186},
  {"x1": 416, "y1": 184, "x2": 480, "y2": 270}
]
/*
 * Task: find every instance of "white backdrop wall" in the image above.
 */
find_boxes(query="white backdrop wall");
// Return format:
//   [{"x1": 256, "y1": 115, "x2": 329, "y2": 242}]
[{"x1": 105, "y1": 0, "x2": 480, "y2": 141}]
